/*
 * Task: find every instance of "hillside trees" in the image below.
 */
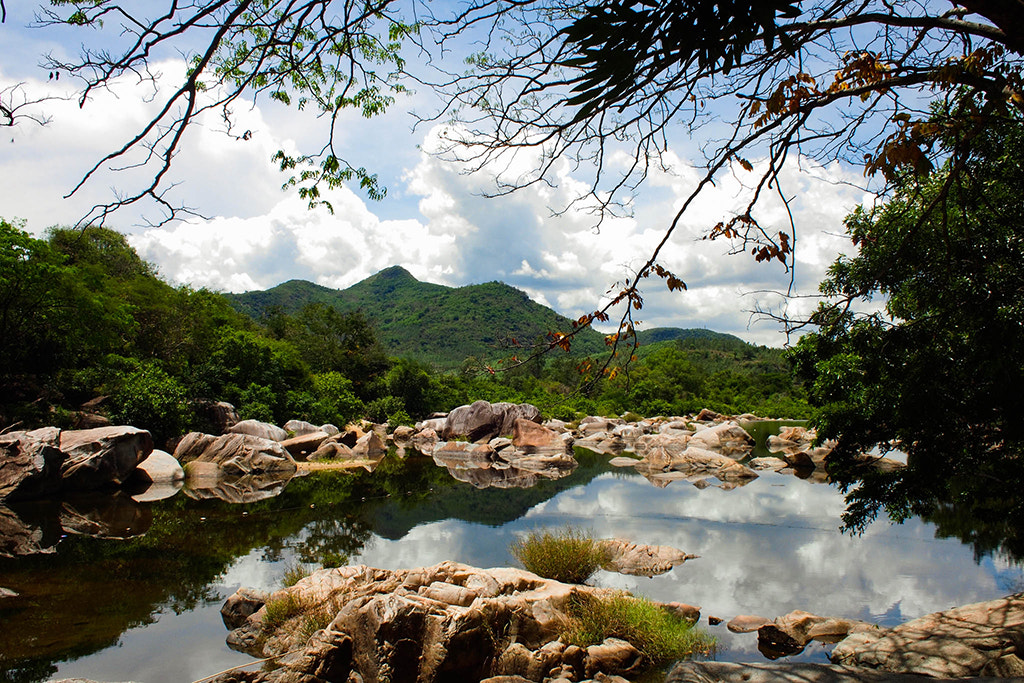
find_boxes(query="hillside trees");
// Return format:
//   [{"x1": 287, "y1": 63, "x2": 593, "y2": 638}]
[{"x1": 790, "y1": 102, "x2": 1024, "y2": 532}]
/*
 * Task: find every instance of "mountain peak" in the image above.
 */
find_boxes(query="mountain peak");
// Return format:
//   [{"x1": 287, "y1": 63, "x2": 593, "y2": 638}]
[{"x1": 369, "y1": 265, "x2": 416, "y2": 282}]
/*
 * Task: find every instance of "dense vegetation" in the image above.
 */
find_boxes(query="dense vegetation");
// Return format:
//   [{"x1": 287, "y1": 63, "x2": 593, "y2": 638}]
[
  {"x1": 791, "y1": 103, "x2": 1024, "y2": 542},
  {"x1": 0, "y1": 220, "x2": 809, "y2": 445}
]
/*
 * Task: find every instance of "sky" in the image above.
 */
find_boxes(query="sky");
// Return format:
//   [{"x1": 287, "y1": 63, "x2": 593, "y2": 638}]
[{"x1": 0, "y1": 3, "x2": 876, "y2": 347}]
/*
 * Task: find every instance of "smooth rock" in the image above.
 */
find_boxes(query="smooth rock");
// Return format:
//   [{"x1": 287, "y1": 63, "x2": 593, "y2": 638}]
[
  {"x1": 688, "y1": 421, "x2": 754, "y2": 456},
  {"x1": 728, "y1": 614, "x2": 771, "y2": 633},
  {"x1": 600, "y1": 539, "x2": 697, "y2": 577},
  {"x1": 0, "y1": 427, "x2": 64, "y2": 500},
  {"x1": 58, "y1": 426, "x2": 154, "y2": 491},
  {"x1": 284, "y1": 419, "x2": 321, "y2": 437},
  {"x1": 226, "y1": 419, "x2": 288, "y2": 442},
  {"x1": 352, "y1": 431, "x2": 386, "y2": 458},
  {"x1": 442, "y1": 401, "x2": 542, "y2": 442},
  {"x1": 174, "y1": 432, "x2": 297, "y2": 475},
  {"x1": 280, "y1": 430, "x2": 330, "y2": 458},
  {"x1": 131, "y1": 449, "x2": 184, "y2": 483},
  {"x1": 512, "y1": 418, "x2": 567, "y2": 452}
]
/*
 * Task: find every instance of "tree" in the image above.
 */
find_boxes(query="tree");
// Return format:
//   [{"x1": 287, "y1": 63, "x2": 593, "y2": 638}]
[
  {"x1": 11, "y1": 1, "x2": 1023, "y2": 369},
  {"x1": 790, "y1": 101, "x2": 1024, "y2": 532}
]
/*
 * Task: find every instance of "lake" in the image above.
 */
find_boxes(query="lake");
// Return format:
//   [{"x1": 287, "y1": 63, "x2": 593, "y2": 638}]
[{"x1": 2, "y1": 437, "x2": 1021, "y2": 683}]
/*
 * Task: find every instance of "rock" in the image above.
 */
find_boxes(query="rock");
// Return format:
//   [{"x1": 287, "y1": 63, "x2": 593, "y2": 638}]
[
  {"x1": 442, "y1": 401, "x2": 542, "y2": 442},
  {"x1": 129, "y1": 480, "x2": 182, "y2": 503},
  {"x1": 708, "y1": 616, "x2": 723, "y2": 625},
  {"x1": 512, "y1": 418, "x2": 568, "y2": 452},
  {"x1": 280, "y1": 431, "x2": 330, "y2": 458},
  {"x1": 668, "y1": 447, "x2": 759, "y2": 482},
  {"x1": 498, "y1": 449, "x2": 578, "y2": 476},
  {"x1": 573, "y1": 433, "x2": 625, "y2": 455},
  {"x1": 633, "y1": 433, "x2": 691, "y2": 461},
  {"x1": 69, "y1": 411, "x2": 112, "y2": 429},
  {"x1": 410, "y1": 427, "x2": 440, "y2": 454},
  {"x1": 284, "y1": 419, "x2": 321, "y2": 437},
  {"x1": 580, "y1": 418, "x2": 618, "y2": 436},
  {"x1": 0, "y1": 587, "x2": 18, "y2": 598},
  {"x1": 219, "y1": 562, "x2": 622, "y2": 683},
  {"x1": 695, "y1": 408, "x2": 722, "y2": 422},
  {"x1": 599, "y1": 539, "x2": 697, "y2": 577},
  {"x1": 688, "y1": 421, "x2": 754, "y2": 456},
  {"x1": 320, "y1": 423, "x2": 340, "y2": 436},
  {"x1": 221, "y1": 587, "x2": 268, "y2": 629},
  {"x1": 728, "y1": 614, "x2": 771, "y2": 633},
  {"x1": 58, "y1": 426, "x2": 154, "y2": 491},
  {"x1": 351, "y1": 432, "x2": 386, "y2": 458},
  {"x1": 608, "y1": 456, "x2": 642, "y2": 468},
  {"x1": 131, "y1": 449, "x2": 184, "y2": 484},
  {"x1": 308, "y1": 441, "x2": 356, "y2": 461},
  {"x1": 584, "y1": 638, "x2": 643, "y2": 678},
  {"x1": 0, "y1": 427, "x2": 64, "y2": 500},
  {"x1": 748, "y1": 457, "x2": 789, "y2": 471},
  {"x1": 195, "y1": 400, "x2": 240, "y2": 433},
  {"x1": 226, "y1": 419, "x2": 288, "y2": 442},
  {"x1": 433, "y1": 441, "x2": 498, "y2": 466},
  {"x1": 830, "y1": 593, "x2": 1024, "y2": 678},
  {"x1": 666, "y1": 661, "x2": 1012, "y2": 683},
  {"x1": 760, "y1": 610, "x2": 870, "y2": 658},
  {"x1": 174, "y1": 432, "x2": 297, "y2": 475},
  {"x1": 662, "y1": 602, "x2": 701, "y2": 623},
  {"x1": 543, "y1": 419, "x2": 569, "y2": 432},
  {"x1": 392, "y1": 425, "x2": 415, "y2": 442}
]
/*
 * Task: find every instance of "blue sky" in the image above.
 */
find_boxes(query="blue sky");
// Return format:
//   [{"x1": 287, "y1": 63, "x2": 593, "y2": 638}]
[{"x1": 0, "y1": 3, "x2": 874, "y2": 345}]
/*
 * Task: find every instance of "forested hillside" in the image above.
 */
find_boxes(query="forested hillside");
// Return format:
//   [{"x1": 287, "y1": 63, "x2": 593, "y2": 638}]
[{"x1": 227, "y1": 266, "x2": 608, "y2": 367}]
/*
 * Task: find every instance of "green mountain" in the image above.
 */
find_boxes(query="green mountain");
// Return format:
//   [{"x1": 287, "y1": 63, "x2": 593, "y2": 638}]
[{"x1": 227, "y1": 267, "x2": 608, "y2": 368}]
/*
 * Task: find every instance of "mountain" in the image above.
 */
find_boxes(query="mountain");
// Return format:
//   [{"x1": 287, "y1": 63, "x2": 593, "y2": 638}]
[{"x1": 227, "y1": 267, "x2": 608, "y2": 368}]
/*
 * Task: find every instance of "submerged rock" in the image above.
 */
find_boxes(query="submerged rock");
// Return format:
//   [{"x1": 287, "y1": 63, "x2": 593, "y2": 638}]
[{"x1": 599, "y1": 539, "x2": 697, "y2": 577}]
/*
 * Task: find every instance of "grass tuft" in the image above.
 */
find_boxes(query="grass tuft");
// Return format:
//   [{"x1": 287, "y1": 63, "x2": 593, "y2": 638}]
[
  {"x1": 509, "y1": 527, "x2": 609, "y2": 584},
  {"x1": 562, "y1": 591, "x2": 716, "y2": 669},
  {"x1": 262, "y1": 592, "x2": 305, "y2": 629},
  {"x1": 282, "y1": 561, "x2": 312, "y2": 587}
]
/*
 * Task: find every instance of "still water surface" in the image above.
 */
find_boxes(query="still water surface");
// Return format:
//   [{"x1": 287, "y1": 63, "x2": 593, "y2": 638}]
[{"x1": 2, "y1": 439, "x2": 1021, "y2": 683}]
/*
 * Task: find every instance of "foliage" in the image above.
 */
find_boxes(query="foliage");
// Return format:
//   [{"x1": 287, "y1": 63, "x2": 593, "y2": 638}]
[
  {"x1": 508, "y1": 527, "x2": 609, "y2": 584},
  {"x1": 790, "y1": 103, "x2": 1024, "y2": 530},
  {"x1": 108, "y1": 359, "x2": 193, "y2": 444},
  {"x1": 562, "y1": 591, "x2": 716, "y2": 668},
  {"x1": 262, "y1": 592, "x2": 306, "y2": 630},
  {"x1": 282, "y1": 562, "x2": 312, "y2": 588}
]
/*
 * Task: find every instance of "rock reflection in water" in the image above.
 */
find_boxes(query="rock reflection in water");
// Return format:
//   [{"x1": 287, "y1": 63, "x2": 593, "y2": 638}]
[
  {"x1": 60, "y1": 492, "x2": 152, "y2": 539},
  {"x1": 184, "y1": 470, "x2": 296, "y2": 504},
  {"x1": 0, "y1": 503, "x2": 58, "y2": 557},
  {"x1": 431, "y1": 443, "x2": 577, "y2": 490}
]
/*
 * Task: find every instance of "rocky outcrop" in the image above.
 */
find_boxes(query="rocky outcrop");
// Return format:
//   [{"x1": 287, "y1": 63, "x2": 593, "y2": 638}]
[
  {"x1": 688, "y1": 421, "x2": 754, "y2": 456},
  {"x1": 226, "y1": 419, "x2": 288, "y2": 442},
  {"x1": 830, "y1": 593, "x2": 1024, "y2": 678},
  {"x1": 442, "y1": 401, "x2": 542, "y2": 442},
  {"x1": 174, "y1": 432, "x2": 297, "y2": 475},
  {"x1": 599, "y1": 539, "x2": 697, "y2": 577},
  {"x1": 58, "y1": 426, "x2": 154, "y2": 491},
  {"x1": 280, "y1": 431, "x2": 331, "y2": 459},
  {"x1": 0, "y1": 427, "x2": 64, "y2": 500},
  {"x1": 512, "y1": 418, "x2": 570, "y2": 452},
  {"x1": 218, "y1": 562, "x2": 644, "y2": 683}
]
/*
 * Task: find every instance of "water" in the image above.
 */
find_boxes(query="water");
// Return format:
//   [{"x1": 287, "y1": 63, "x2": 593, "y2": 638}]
[{"x1": 1, "y1": 439, "x2": 1021, "y2": 683}]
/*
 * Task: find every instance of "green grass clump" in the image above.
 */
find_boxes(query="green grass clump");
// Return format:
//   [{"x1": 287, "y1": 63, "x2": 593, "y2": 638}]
[
  {"x1": 509, "y1": 527, "x2": 609, "y2": 584},
  {"x1": 563, "y1": 591, "x2": 716, "y2": 669},
  {"x1": 262, "y1": 592, "x2": 306, "y2": 629},
  {"x1": 282, "y1": 562, "x2": 312, "y2": 587}
]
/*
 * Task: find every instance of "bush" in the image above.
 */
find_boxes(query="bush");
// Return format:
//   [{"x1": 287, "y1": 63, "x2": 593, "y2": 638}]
[
  {"x1": 509, "y1": 527, "x2": 609, "y2": 584},
  {"x1": 563, "y1": 591, "x2": 716, "y2": 668},
  {"x1": 109, "y1": 360, "x2": 193, "y2": 443}
]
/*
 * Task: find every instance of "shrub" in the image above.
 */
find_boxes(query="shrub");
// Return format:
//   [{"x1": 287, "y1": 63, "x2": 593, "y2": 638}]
[
  {"x1": 282, "y1": 562, "x2": 311, "y2": 587},
  {"x1": 509, "y1": 527, "x2": 609, "y2": 584},
  {"x1": 563, "y1": 591, "x2": 716, "y2": 669},
  {"x1": 262, "y1": 592, "x2": 305, "y2": 630},
  {"x1": 109, "y1": 360, "x2": 194, "y2": 442}
]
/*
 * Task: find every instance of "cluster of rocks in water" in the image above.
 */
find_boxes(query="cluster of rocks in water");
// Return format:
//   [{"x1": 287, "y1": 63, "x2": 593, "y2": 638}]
[{"x1": 10, "y1": 400, "x2": 1020, "y2": 683}]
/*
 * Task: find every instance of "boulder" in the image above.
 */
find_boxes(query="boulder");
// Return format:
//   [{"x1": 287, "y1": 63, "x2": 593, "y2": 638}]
[
  {"x1": 512, "y1": 418, "x2": 569, "y2": 452},
  {"x1": 748, "y1": 457, "x2": 789, "y2": 471},
  {"x1": 218, "y1": 562, "x2": 623, "y2": 683},
  {"x1": 830, "y1": 593, "x2": 1024, "y2": 678},
  {"x1": 184, "y1": 469, "x2": 294, "y2": 503},
  {"x1": 391, "y1": 425, "x2": 415, "y2": 442},
  {"x1": 69, "y1": 411, "x2": 112, "y2": 429},
  {"x1": 195, "y1": 400, "x2": 240, "y2": 433},
  {"x1": 308, "y1": 441, "x2": 357, "y2": 461},
  {"x1": 280, "y1": 430, "x2": 330, "y2": 458},
  {"x1": 0, "y1": 427, "x2": 64, "y2": 500},
  {"x1": 174, "y1": 432, "x2": 297, "y2": 475},
  {"x1": 695, "y1": 408, "x2": 722, "y2": 422},
  {"x1": 574, "y1": 433, "x2": 625, "y2": 455},
  {"x1": 58, "y1": 426, "x2": 154, "y2": 491},
  {"x1": 728, "y1": 614, "x2": 771, "y2": 633},
  {"x1": 688, "y1": 421, "x2": 754, "y2": 456},
  {"x1": 584, "y1": 638, "x2": 643, "y2": 679},
  {"x1": 668, "y1": 447, "x2": 759, "y2": 482},
  {"x1": 411, "y1": 427, "x2": 440, "y2": 454},
  {"x1": 284, "y1": 419, "x2": 321, "y2": 437},
  {"x1": 662, "y1": 602, "x2": 701, "y2": 624},
  {"x1": 221, "y1": 587, "x2": 268, "y2": 629},
  {"x1": 442, "y1": 401, "x2": 541, "y2": 442},
  {"x1": 226, "y1": 419, "x2": 288, "y2": 442},
  {"x1": 131, "y1": 449, "x2": 184, "y2": 484},
  {"x1": 599, "y1": 539, "x2": 697, "y2": 577},
  {"x1": 352, "y1": 432, "x2": 386, "y2": 458}
]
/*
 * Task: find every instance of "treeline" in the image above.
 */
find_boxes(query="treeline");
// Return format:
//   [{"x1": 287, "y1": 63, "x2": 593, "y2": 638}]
[{"x1": 0, "y1": 220, "x2": 809, "y2": 444}]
